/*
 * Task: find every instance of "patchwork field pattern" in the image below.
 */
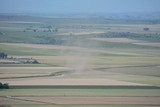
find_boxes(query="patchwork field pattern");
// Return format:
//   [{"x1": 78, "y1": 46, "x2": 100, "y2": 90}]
[{"x1": 0, "y1": 16, "x2": 160, "y2": 107}]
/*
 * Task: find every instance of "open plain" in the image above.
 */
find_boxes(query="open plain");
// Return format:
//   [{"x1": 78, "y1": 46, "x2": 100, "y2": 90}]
[{"x1": 0, "y1": 15, "x2": 160, "y2": 107}]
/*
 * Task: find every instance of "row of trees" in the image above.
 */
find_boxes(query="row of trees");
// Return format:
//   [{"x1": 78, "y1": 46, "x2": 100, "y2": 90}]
[
  {"x1": 100, "y1": 32, "x2": 160, "y2": 42},
  {"x1": 24, "y1": 25, "x2": 58, "y2": 33},
  {"x1": 0, "y1": 52, "x2": 7, "y2": 59},
  {"x1": 0, "y1": 82, "x2": 9, "y2": 89}
]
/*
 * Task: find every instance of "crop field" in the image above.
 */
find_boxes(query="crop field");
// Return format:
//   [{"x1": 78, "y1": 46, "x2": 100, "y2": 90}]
[{"x1": 0, "y1": 16, "x2": 160, "y2": 107}]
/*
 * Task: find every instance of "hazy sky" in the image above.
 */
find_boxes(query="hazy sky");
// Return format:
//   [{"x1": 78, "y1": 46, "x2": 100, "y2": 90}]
[{"x1": 0, "y1": 0, "x2": 160, "y2": 14}]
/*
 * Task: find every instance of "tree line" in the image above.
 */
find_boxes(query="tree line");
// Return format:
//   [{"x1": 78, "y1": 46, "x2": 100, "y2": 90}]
[
  {"x1": 0, "y1": 82, "x2": 9, "y2": 89},
  {"x1": 0, "y1": 52, "x2": 7, "y2": 59}
]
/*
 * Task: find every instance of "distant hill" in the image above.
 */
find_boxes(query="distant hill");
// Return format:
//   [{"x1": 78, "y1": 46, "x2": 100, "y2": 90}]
[{"x1": 0, "y1": 11, "x2": 160, "y2": 20}]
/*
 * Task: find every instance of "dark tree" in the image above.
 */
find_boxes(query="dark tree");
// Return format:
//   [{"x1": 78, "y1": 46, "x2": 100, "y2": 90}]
[
  {"x1": 47, "y1": 25, "x2": 52, "y2": 29},
  {"x1": 3, "y1": 83, "x2": 9, "y2": 89},
  {"x1": 33, "y1": 29, "x2": 37, "y2": 32},
  {"x1": 0, "y1": 82, "x2": 3, "y2": 88},
  {"x1": 32, "y1": 60, "x2": 39, "y2": 64},
  {"x1": 0, "y1": 52, "x2": 7, "y2": 59},
  {"x1": 143, "y1": 28, "x2": 149, "y2": 31},
  {"x1": 0, "y1": 82, "x2": 9, "y2": 89}
]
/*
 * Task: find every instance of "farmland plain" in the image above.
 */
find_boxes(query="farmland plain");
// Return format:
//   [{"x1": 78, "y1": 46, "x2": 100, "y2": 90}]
[{"x1": 0, "y1": 16, "x2": 160, "y2": 106}]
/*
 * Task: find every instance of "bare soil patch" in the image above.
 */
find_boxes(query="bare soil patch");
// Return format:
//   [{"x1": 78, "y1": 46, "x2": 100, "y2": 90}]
[
  {"x1": 57, "y1": 31, "x2": 105, "y2": 36},
  {"x1": 0, "y1": 66, "x2": 66, "y2": 70},
  {"x1": 92, "y1": 38, "x2": 144, "y2": 43},
  {"x1": 0, "y1": 78, "x2": 147, "y2": 86},
  {"x1": 133, "y1": 42, "x2": 160, "y2": 47}
]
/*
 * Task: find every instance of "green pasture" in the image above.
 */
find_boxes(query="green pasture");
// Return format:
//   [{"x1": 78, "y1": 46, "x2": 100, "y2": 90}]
[
  {"x1": 1, "y1": 41, "x2": 159, "y2": 57},
  {"x1": 0, "y1": 88, "x2": 160, "y2": 97},
  {"x1": 0, "y1": 85, "x2": 160, "y2": 97},
  {"x1": 0, "y1": 44, "x2": 61, "y2": 56},
  {"x1": 95, "y1": 41, "x2": 160, "y2": 49}
]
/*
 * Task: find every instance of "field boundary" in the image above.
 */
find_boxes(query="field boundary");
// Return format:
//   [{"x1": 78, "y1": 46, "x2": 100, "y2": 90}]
[{"x1": 10, "y1": 85, "x2": 160, "y2": 89}]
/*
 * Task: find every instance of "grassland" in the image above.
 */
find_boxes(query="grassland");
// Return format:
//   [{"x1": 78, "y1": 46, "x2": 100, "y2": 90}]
[
  {"x1": 0, "y1": 85, "x2": 160, "y2": 97},
  {"x1": 0, "y1": 15, "x2": 160, "y2": 106}
]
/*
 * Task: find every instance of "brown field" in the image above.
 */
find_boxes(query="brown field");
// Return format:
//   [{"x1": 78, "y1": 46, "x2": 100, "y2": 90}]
[
  {"x1": 133, "y1": 42, "x2": 160, "y2": 47},
  {"x1": 92, "y1": 38, "x2": 144, "y2": 43},
  {"x1": 0, "y1": 43, "x2": 70, "y2": 50},
  {"x1": 0, "y1": 78, "x2": 147, "y2": 86},
  {"x1": 57, "y1": 31, "x2": 106, "y2": 36},
  {"x1": 1, "y1": 96, "x2": 160, "y2": 105},
  {"x1": 0, "y1": 66, "x2": 67, "y2": 70},
  {"x1": 0, "y1": 96, "x2": 43, "y2": 104}
]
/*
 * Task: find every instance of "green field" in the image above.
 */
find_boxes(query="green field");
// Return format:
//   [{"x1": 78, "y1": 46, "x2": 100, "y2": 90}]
[{"x1": 0, "y1": 85, "x2": 160, "y2": 97}]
